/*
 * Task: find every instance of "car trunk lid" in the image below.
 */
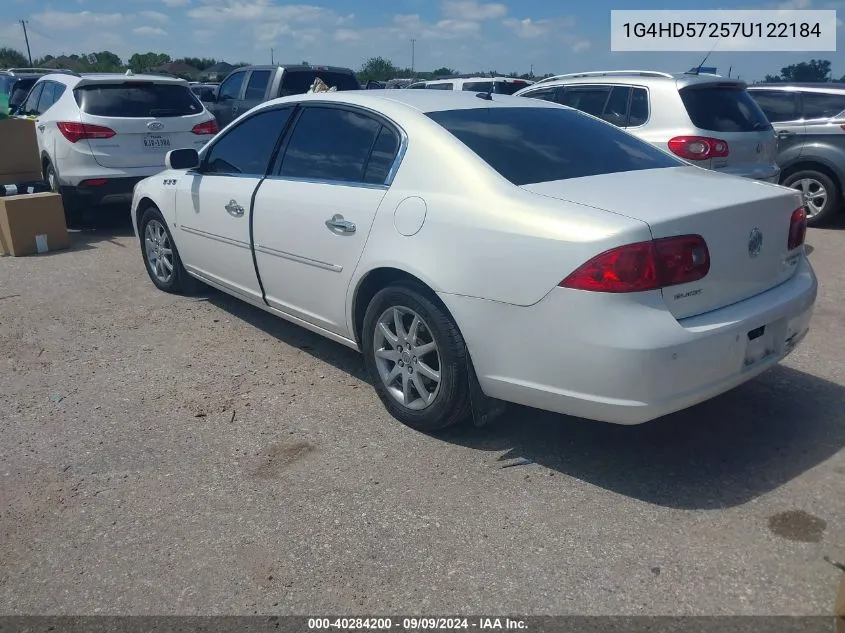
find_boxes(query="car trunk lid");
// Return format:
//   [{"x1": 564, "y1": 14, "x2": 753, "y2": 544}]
[
  {"x1": 522, "y1": 166, "x2": 805, "y2": 319},
  {"x1": 73, "y1": 79, "x2": 209, "y2": 169}
]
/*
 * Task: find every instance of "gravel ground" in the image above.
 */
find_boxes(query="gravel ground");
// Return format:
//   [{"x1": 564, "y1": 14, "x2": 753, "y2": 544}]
[{"x1": 0, "y1": 212, "x2": 843, "y2": 616}]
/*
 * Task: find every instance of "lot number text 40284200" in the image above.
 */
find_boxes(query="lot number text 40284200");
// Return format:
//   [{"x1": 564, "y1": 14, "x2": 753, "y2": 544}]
[{"x1": 306, "y1": 618, "x2": 529, "y2": 630}]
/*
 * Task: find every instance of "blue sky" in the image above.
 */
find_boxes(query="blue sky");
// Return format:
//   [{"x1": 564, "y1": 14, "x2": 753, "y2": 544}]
[{"x1": 3, "y1": 0, "x2": 844, "y2": 80}]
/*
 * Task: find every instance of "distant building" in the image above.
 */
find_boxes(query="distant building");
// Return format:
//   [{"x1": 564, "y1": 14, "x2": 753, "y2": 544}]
[
  {"x1": 201, "y1": 62, "x2": 234, "y2": 82},
  {"x1": 153, "y1": 61, "x2": 201, "y2": 80}
]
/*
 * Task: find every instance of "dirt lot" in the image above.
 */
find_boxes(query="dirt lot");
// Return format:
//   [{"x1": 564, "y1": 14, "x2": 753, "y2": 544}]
[{"x1": 1, "y1": 212, "x2": 844, "y2": 615}]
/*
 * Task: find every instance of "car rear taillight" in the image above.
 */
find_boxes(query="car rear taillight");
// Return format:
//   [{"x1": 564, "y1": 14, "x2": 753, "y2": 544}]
[
  {"x1": 191, "y1": 119, "x2": 218, "y2": 135},
  {"x1": 560, "y1": 235, "x2": 710, "y2": 293},
  {"x1": 667, "y1": 136, "x2": 729, "y2": 161},
  {"x1": 57, "y1": 122, "x2": 116, "y2": 143},
  {"x1": 788, "y1": 207, "x2": 807, "y2": 250}
]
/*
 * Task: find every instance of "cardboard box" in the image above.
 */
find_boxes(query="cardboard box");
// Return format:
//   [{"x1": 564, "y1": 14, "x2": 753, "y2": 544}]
[
  {"x1": 0, "y1": 192, "x2": 69, "y2": 257},
  {"x1": 0, "y1": 118, "x2": 42, "y2": 185}
]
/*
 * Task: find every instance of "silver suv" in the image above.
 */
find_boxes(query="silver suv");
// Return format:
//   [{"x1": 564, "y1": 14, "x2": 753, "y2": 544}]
[
  {"x1": 513, "y1": 70, "x2": 779, "y2": 183},
  {"x1": 748, "y1": 82, "x2": 845, "y2": 226}
]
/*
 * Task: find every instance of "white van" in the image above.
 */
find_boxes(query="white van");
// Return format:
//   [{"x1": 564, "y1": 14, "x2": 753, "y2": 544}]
[{"x1": 406, "y1": 76, "x2": 534, "y2": 95}]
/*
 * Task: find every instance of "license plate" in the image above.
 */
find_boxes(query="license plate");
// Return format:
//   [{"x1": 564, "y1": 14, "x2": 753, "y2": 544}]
[{"x1": 143, "y1": 134, "x2": 171, "y2": 150}]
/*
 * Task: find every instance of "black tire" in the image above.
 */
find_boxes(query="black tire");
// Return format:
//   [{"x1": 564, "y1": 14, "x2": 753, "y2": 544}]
[
  {"x1": 782, "y1": 169, "x2": 840, "y2": 227},
  {"x1": 45, "y1": 161, "x2": 81, "y2": 227},
  {"x1": 361, "y1": 282, "x2": 472, "y2": 432},
  {"x1": 138, "y1": 206, "x2": 195, "y2": 294}
]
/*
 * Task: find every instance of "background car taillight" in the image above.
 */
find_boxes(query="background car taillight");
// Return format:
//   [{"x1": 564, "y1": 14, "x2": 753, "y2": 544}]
[
  {"x1": 667, "y1": 136, "x2": 729, "y2": 161},
  {"x1": 788, "y1": 207, "x2": 807, "y2": 250},
  {"x1": 56, "y1": 122, "x2": 116, "y2": 143},
  {"x1": 560, "y1": 235, "x2": 711, "y2": 293},
  {"x1": 191, "y1": 119, "x2": 218, "y2": 135}
]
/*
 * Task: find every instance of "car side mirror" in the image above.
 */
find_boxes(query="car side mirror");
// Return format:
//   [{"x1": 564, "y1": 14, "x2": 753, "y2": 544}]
[{"x1": 166, "y1": 148, "x2": 200, "y2": 171}]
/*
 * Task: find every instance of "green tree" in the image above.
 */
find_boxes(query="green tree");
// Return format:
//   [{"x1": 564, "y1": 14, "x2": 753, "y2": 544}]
[
  {"x1": 180, "y1": 57, "x2": 217, "y2": 71},
  {"x1": 431, "y1": 66, "x2": 457, "y2": 77},
  {"x1": 359, "y1": 56, "x2": 399, "y2": 82},
  {"x1": 128, "y1": 52, "x2": 172, "y2": 73},
  {"x1": 765, "y1": 59, "x2": 831, "y2": 83},
  {"x1": 0, "y1": 47, "x2": 29, "y2": 68}
]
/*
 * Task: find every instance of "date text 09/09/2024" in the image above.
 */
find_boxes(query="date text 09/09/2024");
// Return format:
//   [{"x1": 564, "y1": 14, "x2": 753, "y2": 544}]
[{"x1": 307, "y1": 618, "x2": 528, "y2": 630}]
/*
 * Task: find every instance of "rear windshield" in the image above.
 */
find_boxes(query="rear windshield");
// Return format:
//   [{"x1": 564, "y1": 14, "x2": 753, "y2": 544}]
[
  {"x1": 74, "y1": 83, "x2": 203, "y2": 117},
  {"x1": 279, "y1": 70, "x2": 360, "y2": 97},
  {"x1": 426, "y1": 106, "x2": 682, "y2": 186},
  {"x1": 1, "y1": 77, "x2": 36, "y2": 97},
  {"x1": 680, "y1": 84, "x2": 773, "y2": 133}
]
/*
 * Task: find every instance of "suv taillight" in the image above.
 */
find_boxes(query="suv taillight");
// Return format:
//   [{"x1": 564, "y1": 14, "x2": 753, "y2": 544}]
[
  {"x1": 57, "y1": 122, "x2": 116, "y2": 143},
  {"x1": 788, "y1": 207, "x2": 807, "y2": 250},
  {"x1": 560, "y1": 235, "x2": 711, "y2": 293},
  {"x1": 191, "y1": 119, "x2": 218, "y2": 135},
  {"x1": 668, "y1": 136, "x2": 729, "y2": 161}
]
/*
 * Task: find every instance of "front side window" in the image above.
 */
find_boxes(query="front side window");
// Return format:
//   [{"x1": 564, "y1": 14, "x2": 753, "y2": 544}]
[
  {"x1": 203, "y1": 106, "x2": 293, "y2": 175},
  {"x1": 558, "y1": 86, "x2": 612, "y2": 117},
  {"x1": 218, "y1": 71, "x2": 245, "y2": 101},
  {"x1": 426, "y1": 106, "x2": 683, "y2": 186},
  {"x1": 278, "y1": 107, "x2": 386, "y2": 183}
]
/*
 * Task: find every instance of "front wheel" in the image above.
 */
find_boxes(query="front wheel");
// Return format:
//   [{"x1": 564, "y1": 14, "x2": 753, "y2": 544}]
[
  {"x1": 782, "y1": 170, "x2": 840, "y2": 227},
  {"x1": 139, "y1": 206, "x2": 195, "y2": 294},
  {"x1": 362, "y1": 283, "x2": 472, "y2": 432}
]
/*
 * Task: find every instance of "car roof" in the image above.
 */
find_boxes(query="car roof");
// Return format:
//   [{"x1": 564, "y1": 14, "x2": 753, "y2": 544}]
[
  {"x1": 748, "y1": 82, "x2": 845, "y2": 93},
  {"x1": 35, "y1": 72, "x2": 190, "y2": 87},
  {"x1": 259, "y1": 88, "x2": 565, "y2": 116},
  {"x1": 231, "y1": 64, "x2": 356, "y2": 73},
  {"x1": 524, "y1": 70, "x2": 746, "y2": 90}
]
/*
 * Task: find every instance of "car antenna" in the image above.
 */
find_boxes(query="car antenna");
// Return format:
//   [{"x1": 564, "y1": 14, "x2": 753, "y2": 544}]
[{"x1": 687, "y1": 40, "x2": 719, "y2": 75}]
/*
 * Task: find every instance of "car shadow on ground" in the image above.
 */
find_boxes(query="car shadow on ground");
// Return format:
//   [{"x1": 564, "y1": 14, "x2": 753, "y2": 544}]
[
  {"x1": 205, "y1": 288, "x2": 845, "y2": 512},
  {"x1": 64, "y1": 205, "x2": 136, "y2": 252}
]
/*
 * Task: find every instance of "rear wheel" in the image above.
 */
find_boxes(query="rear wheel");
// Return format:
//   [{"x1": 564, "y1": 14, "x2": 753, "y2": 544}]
[
  {"x1": 362, "y1": 283, "x2": 471, "y2": 432},
  {"x1": 782, "y1": 169, "x2": 840, "y2": 227},
  {"x1": 139, "y1": 206, "x2": 195, "y2": 294}
]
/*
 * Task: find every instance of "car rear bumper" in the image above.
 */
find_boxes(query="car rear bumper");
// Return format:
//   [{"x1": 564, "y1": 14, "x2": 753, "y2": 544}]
[
  {"x1": 62, "y1": 177, "x2": 146, "y2": 206},
  {"x1": 714, "y1": 162, "x2": 780, "y2": 183},
  {"x1": 438, "y1": 255, "x2": 817, "y2": 425}
]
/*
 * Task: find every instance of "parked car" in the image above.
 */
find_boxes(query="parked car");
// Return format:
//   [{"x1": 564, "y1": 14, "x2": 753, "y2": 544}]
[
  {"x1": 205, "y1": 64, "x2": 360, "y2": 128},
  {"x1": 514, "y1": 70, "x2": 780, "y2": 183},
  {"x1": 17, "y1": 70, "x2": 217, "y2": 224},
  {"x1": 406, "y1": 76, "x2": 533, "y2": 94},
  {"x1": 190, "y1": 82, "x2": 219, "y2": 103},
  {"x1": 130, "y1": 90, "x2": 815, "y2": 432},
  {"x1": 0, "y1": 68, "x2": 76, "y2": 116},
  {"x1": 748, "y1": 82, "x2": 845, "y2": 226}
]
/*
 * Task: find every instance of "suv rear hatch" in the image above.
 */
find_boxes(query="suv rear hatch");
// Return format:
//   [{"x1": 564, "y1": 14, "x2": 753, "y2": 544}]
[
  {"x1": 73, "y1": 79, "x2": 210, "y2": 169},
  {"x1": 676, "y1": 81, "x2": 778, "y2": 176},
  {"x1": 277, "y1": 68, "x2": 361, "y2": 97},
  {"x1": 522, "y1": 166, "x2": 804, "y2": 319}
]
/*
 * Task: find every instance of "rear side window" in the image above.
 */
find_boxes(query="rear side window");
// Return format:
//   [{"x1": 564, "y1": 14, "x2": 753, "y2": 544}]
[
  {"x1": 204, "y1": 106, "x2": 293, "y2": 175},
  {"x1": 426, "y1": 106, "x2": 682, "y2": 186},
  {"x1": 463, "y1": 81, "x2": 493, "y2": 92},
  {"x1": 559, "y1": 86, "x2": 611, "y2": 117},
  {"x1": 278, "y1": 70, "x2": 360, "y2": 97},
  {"x1": 496, "y1": 81, "x2": 530, "y2": 95},
  {"x1": 629, "y1": 88, "x2": 649, "y2": 126},
  {"x1": 244, "y1": 70, "x2": 271, "y2": 100},
  {"x1": 521, "y1": 87, "x2": 558, "y2": 102},
  {"x1": 601, "y1": 86, "x2": 631, "y2": 126},
  {"x1": 0, "y1": 77, "x2": 10, "y2": 95},
  {"x1": 278, "y1": 107, "x2": 384, "y2": 183},
  {"x1": 75, "y1": 83, "x2": 203, "y2": 118},
  {"x1": 801, "y1": 92, "x2": 845, "y2": 120},
  {"x1": 750, "y1": 90, "x2": 800, "y2": 122},
  {"x1": 363, "y1": 126, "x2": 401, "y2": 184},
  {"x1": 680, "y1": 84, "x2": 772, "y2": 132},
  {"x1": 426, "y1": 83, "x2": 454, "y2": 90}
]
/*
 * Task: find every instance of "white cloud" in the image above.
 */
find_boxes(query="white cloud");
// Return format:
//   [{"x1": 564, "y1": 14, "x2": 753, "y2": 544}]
[
  {"x1": 139, "y1": 10, "x2": 169, "y2": 23},
  {"x1": 133, "y1": 25, "x2": 167, "y2": 36},
  {"x1": 162, "y1": 0, "x2": 191, "y2": 6},
  {"x1": 334, "y1": 29, "x2": 361, "y2": 42},
  {"x1": 571, "y1": 40, "x2": 591, "y2": 53},
  {"x1": 441, "y1": 0, "x2": 507, "y2": 21},
  {"x1": 502, "y1": 16, "x2": 576, "y2": 38},
  {"x1": 391, "y1": 13, "x2": 482, "y2": 39},
  {"x1": 187, "y1": 1, "x2": 330, "y2": 24},
  {"x1": 32, "y1": 10, "x2": 125, "y2": 31}
]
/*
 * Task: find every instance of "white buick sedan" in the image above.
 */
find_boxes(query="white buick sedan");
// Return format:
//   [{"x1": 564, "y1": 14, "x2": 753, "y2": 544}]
[{"x1": 130, "y1": 89, "x2": 817, "y2": 432}]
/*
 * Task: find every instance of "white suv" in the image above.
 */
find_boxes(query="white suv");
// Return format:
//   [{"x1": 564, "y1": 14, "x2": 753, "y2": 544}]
[
  {"x1": 513, "y1": 70, "x2": 780, "y2": 183},
  {"x1": 16, "y1": 71, "x2": 218, "y2": 223},
  {"x1": 406, "y1": 76, "x2": 534, "y2": 94}
]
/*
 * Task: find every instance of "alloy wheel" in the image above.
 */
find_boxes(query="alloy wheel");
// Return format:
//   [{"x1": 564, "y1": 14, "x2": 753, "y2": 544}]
[
  {"x1": 792, "y1": 177, "x2": 827, "y2": 218},
  {"x1": 144, "y1": 219, "x2": 175, "y2": 284}
]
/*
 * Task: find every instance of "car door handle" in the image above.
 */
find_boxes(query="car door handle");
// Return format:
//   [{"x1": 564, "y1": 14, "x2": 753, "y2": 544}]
[
  {"x1": 777, "y1": 130, "x2": 794, "y2": 138},
  {"x1": 325, "y1": 214, "x2": 356, "y2": 234},
  {"x1": 225, "y1": 200, "x2": 245, "y2": 217}
]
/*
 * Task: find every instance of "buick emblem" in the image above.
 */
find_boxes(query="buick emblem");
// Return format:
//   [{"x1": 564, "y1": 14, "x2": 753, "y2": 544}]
[
  {"x1": 748, "y1": 227, "x2": 763, "y2": 258},
  {"x1": 147, "y1": 121, "x2": 164, "y2": 131}
]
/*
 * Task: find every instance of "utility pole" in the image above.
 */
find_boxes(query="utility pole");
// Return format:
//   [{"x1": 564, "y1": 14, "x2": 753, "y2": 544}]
[
  {"x1": 410, "y1": 38, "x2": 416, "y2": 73},
  {"x1": 271, "y1": 47, "x2": 274, "y2": 65},
  {"x1": 20, "y1": 20, "x2": 32, "y2": 66},
  {"x1": 530, "y1": 63, "x2": 534, "y2": 78}
]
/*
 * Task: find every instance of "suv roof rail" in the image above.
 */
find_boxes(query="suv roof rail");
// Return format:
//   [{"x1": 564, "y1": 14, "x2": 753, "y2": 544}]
[
  {"x1": 534, "y1": 70, "x2": 675, "y2": 84},
  {"x1": 5, "y1": 67, "x2": 80, "y2": 76}
]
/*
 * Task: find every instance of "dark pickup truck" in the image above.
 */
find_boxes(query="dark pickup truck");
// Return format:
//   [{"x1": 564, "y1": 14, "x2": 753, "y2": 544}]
[{"x1": 205, "y1": 64, "x2": 361, "y2": 127}]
